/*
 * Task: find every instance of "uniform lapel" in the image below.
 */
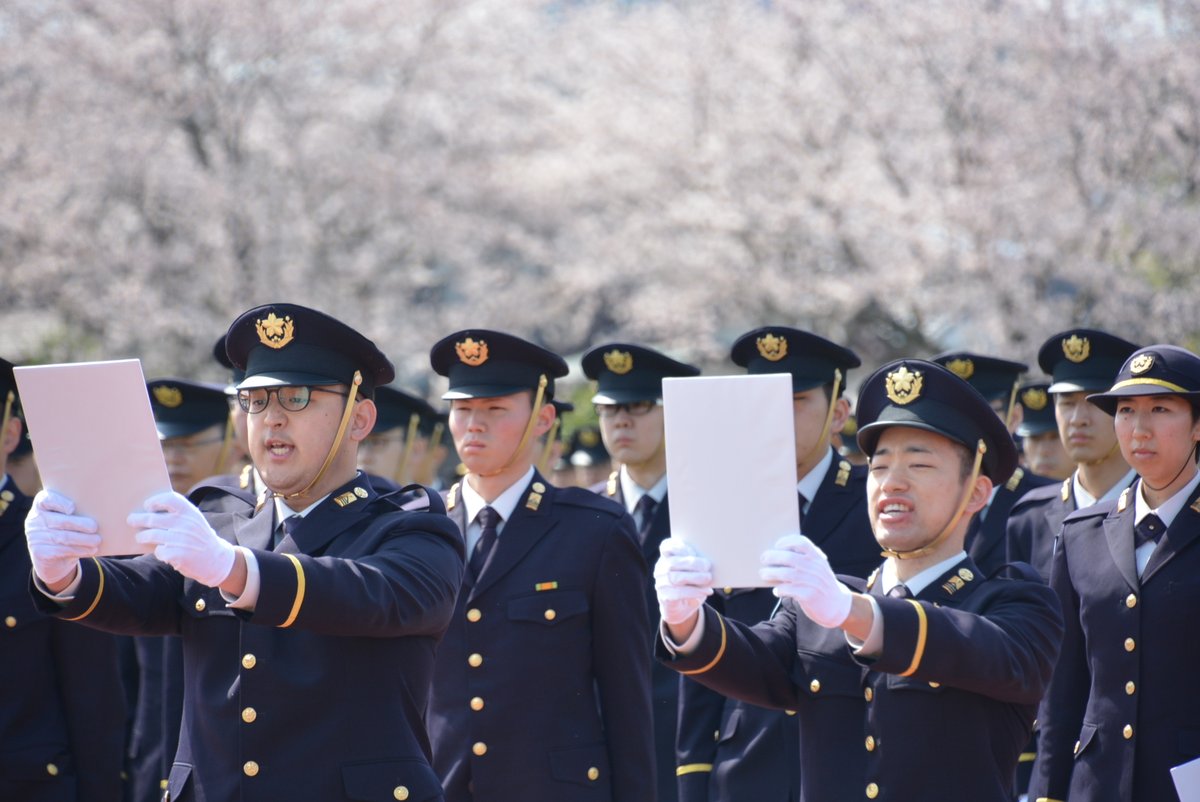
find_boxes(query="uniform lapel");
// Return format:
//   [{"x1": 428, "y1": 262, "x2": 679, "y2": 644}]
[
  {"x1": 803, "y1": 451, "x2": 853, "y2": 546},
  {"x1": 233, "y1": 505, "x2": 274, "y2": 552},
  {"x1": 1102, "y1": 501, "x2": 1140, "y2": 592},
  {"x1": 278, "y1": 476, "x2": 377, "y2": 556},
  {"x1": 468, "y1": 473, "x2": 556, "y2": 600},
  {"x1": 1142, "y1": 484, "x2": 1200, "y2": 584}
]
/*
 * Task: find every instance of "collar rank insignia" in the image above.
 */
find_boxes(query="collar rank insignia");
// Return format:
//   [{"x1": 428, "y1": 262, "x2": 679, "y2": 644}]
[
  {"x1": 334, "y1": 490, "x2": 361, "y2": 507},
  {"x1": 943, "y1": 575, "x2": 966, "y2": 594},
  {"x1": 945, "y1": 358, "x2": 974, "y2": 380},
  {"x1": 455, "y1": 337, "x2": 488, "y2": 366},
  {"x1": 835, "y1": 459, "x2": 851, "y2": 487},
  {"x1": 1130, "y1": 353, "x2": 1154, "y2": 374},
  {"x1": 885, "y1": 366, "x2": 923, "y2": 405},
  {"x1": 866, "y1": 567, "x2": 880, "y2": 590},
  {"x1": 603, "y1": 350, "x2": 634, "y2": 375},
  {"x1": 1190, "y1": 497, "x2": 1200, "y2": 515},
  {"x1": 958, "y1": 567, "x2": 974, "y2": 582},
  {"x1": 239, "y1": 464, "x2": 253, "y2": 490},
  {"x1": 447, "y1": 482, "x2": 460, "y2": 511},
  {"x1": 532, "y1": 481, "x2": 546, "y2": 494},
  {"x1": 1021, "y1": 387, "x2": 1048, "y2": 410},
  {"x1": 1117, "y1": 487, "x2": 1130, "y2": 513},
  {"x1": 153, "y1": 385, "x2": 183, "y2": 408},
  {"x1": 1006, "y1": 467, "x2": 1024, "y2": 492},
  {"x1": 0, "y1": 489, "x2": 12, "y2": 516},
  {"x1": 526, "y1": 490, "x2": 542, "y2": 511},
  {"x1": 1062, "y1": 334, "x2": 1090, "y2": 363},
  {"x1": 756, "y1": 333, "x2": 788, "y2": 362},
  {"x1": 1061, "y1": 478, "x2": 1071, "y2": 502},
  {"x1": 256, "y1": 312, "x2": 295, "y2": 349},
  {"x1": 606, "y1": 470, "x2": 619, "y2": 497}
]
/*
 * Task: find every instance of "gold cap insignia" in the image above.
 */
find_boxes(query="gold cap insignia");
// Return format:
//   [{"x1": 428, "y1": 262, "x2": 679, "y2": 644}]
[
  {"x1": 1062, "y1": 334, "x2": 1090, "y2": 364},
  {"x1": 756, "y1": 334, "x2": 788, "y2": 362},
  {"x1": 580, "y1": 429, "x2": 599, "y2": 447},
  {"x1": 958, "y1": 568, "x2": 974, "y2": 582},
  {"x1": 256, "y1": 312, "x2": 295, "y2": 350},
  {"x1": 152, "y1": 385, "x2": 184, "y2": 408},
  {"x1": 945, "y1": 358, "x2": 974, "y2": 380},
  {"x1": 885, "y1": 366, "x2": 923, "y2": 405},
  {"x1": 603, "y1": 350, "x2": 634, "y2": 375},
  {"x1": 1130, "y1": 354, "x2": 1154, "y2": 374},
  {"x1": 455, "y1": 337, "x2": 489, "y2": 367},
  {"x1": 1020, "y1": 387, "x2": 1048, "y2": 411}
]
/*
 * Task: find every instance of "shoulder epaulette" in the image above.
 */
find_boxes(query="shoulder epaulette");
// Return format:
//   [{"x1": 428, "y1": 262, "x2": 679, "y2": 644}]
[{"x1": 1005, "y1": 467, "x2": 1025, "y2": 492}]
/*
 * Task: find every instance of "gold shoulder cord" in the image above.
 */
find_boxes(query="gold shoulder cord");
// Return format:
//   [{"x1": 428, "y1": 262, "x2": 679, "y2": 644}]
[
  {"x1": 394, "y1": 412, "x2": 421, "y2": 483},
  {"x1": 478, "y1": 375, "x2": 548, "y2": 478},
  {"x1": 1003, "y1": 379, "x2": 1020, "y2": 431},
  {"x1": 0, "y1": 391, "x2": 13, "y2": 450},
  {"x1": 800, "y1": 369, "x2": 843, "y2": 468},
  {"x1": 279, "y1": 370, "x2": 363, "y2": 501},
  {"x1": 213, "y1": 411, "x2": 237, "y2": 478},
  {"x1": 536, "y1": 417, "x2": 562, "y2": 474},
  {"x1": 882, "y1": 439, "x2": 987, "y2": 561}
]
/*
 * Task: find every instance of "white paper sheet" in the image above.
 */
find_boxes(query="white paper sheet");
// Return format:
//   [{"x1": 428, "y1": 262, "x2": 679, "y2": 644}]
[
  {"x1": 663, "y1": 373, "x2": 799, "y2": 587},
  {"x1": 1173, "y1": 755, "x2": 1200, "y2": 802},
  {"x1": 15, "y1": 359, "x2": 169, "y2": 556}
]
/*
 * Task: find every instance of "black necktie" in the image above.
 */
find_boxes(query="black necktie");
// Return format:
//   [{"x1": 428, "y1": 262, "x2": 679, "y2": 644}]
[
  {"x1": 798, "y1": 493, "x2": 808, "y2": 531},
  {"x1": 470, "y1": 506, "x2": 500, "y2": 578},
  {"x1": 888, "y1": 584, "x2": 911, "y2": 599},
  {"x1": 1134, "y1": 513, "x2": 1165, "y2": 549},
  {"x1": 276, "y1": 514, "x2": 301, "y2": 548},
  {"x1": 634, "y1": 495, "x2": 657, "y2": 544}
]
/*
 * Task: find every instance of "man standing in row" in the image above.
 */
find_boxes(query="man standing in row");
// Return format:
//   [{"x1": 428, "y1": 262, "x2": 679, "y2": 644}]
[
  {"x1": 427, "y1": 330, "x2": 656, "y2": 802},
  {"x1": 582, "y1": 341, "x2": 699, "y2": 802}
]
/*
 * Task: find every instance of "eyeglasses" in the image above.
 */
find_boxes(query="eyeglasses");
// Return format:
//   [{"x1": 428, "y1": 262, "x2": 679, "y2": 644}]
[
  {"x1": 237, "y1": 386, "x2": 348, "y2": 414},
  {"x1": 594, "y1": 400, "x2": 661, "y2": 418}
]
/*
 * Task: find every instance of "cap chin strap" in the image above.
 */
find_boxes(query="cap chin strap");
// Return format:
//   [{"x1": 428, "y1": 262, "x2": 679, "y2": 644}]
[
  {"x1": 881, "y1": 438, "x2": 987, "y2": 561},
  {"x1": 1003, "y1": 379, "x2": 1020, "y2": 431},
  {"x1": 394, "y1": 412, "x2": 421, "y2": 483},
  {"x1": 800, "y1": 369, "x2": 843, "y2": 468},
  {"x1": 537, "y1": 417, "x2": 562, "y2": 474},
  {"x1": 477, "y1": 375, "x2": 548, "y2": 479},
  {"x1": 1084, "y1": 437, "x2": 1123, "y2": 467},
  {"x1": 1143, "y1": 442, "x2": 1199, "y2": 494},
  {"x1": 213, "y1": 412, "x2": 238, "y2": 479},
  {"x1": 275, "y1": 370, "x2": 362, "y2": 502}
]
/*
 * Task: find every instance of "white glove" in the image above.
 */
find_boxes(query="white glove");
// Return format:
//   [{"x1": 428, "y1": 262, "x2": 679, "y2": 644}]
[
  {"x1": 653, "y1": 537, "x2": 713, "y2": 626},
  {"x1": 25, "y1": 490, "x2": 101, "y2": 586},
  {"x1": 760, "y1": 534, "x2": 853, "y2": 628},
  {"x1": 130, "y1": 491, "x2": 237, "y2": 587}
]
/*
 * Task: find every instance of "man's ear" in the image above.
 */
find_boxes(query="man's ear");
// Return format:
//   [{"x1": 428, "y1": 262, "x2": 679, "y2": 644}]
[
  {"x1": 348, "y1": 399, "x2": 378, "y2": 443},
  {"x1": 965, "y1": 474, "x2": 993, "y2": 516}
]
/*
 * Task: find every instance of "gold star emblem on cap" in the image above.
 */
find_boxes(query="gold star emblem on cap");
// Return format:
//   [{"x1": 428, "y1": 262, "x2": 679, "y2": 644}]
[
  {"x1": 885, "y1": 366, "x2": 923, "y2": 405},
  {"x1": 756, "y1": 334, "x2": 788, "y2": 362},
  {"x1": 455, "y1": 337, "x2": 489, "y2": 367},
  {"x1": 152, "y1": 385, "x2": 184, "y2": 408},
  {"x1": 1130, "y1": 353, "x2": 1154, "y2": 374},
  {"x1": 945, "y1": 358, "x2": 974, "y2": 380},
  {"x1": 255, "y1": 312, "x2": 295, "y2": 349},
  {"x1": 1020, "y1": 387, "x2": 1048, "y2": 411},
  {"x1": 1062, "y1": 334, "x2": 1090, "y2": 364},
  {"x1": 603, "y1": 349, "x2": 633, "y2": 375}
]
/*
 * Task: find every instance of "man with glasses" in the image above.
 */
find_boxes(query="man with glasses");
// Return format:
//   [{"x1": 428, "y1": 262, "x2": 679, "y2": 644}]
[
  {"x1": 673, "y1": 326, "x2": 877, "y2": 802},
  {"x1": 582, "y1": 341, "x2": 700, "y2": 802},
  {"x1": 25, "y1": 303, "x2": 465, "y2": 802},
  {"x1": 426, "y1": 329, "x2": 655, "y2": 802}
]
